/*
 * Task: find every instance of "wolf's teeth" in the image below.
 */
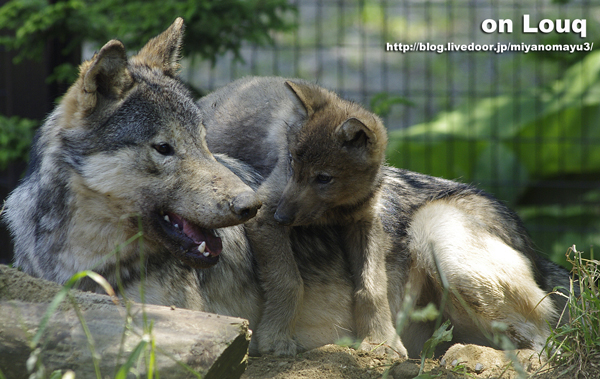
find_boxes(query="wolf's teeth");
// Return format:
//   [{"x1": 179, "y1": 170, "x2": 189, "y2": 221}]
[
  {"x1": 164, "y1": 215, "x2": 170, "y2": 222},
  {"x1": 199, "y1": 241, "x2": 210, "y2": 257},
  {"x1": 173, "y1": 223, "x2": 179, "y2": 229}
]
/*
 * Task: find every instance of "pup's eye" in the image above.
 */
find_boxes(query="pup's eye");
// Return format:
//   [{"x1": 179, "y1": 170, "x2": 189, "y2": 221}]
[
  {"x1": 316, "y1": 174, "x2": 332, "y2": 184},
  {"x1": 153, "y1": 143, "x2": 174, "y2": 156}
]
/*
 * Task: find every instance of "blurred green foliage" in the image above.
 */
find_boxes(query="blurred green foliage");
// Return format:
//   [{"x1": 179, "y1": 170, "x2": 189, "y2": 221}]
[
  {"x1": 370, "y1": 93, "x2": 415, "y2": 118},
  {"x1": 0, "y1": 116, "x2": 38, "y2": 170},
  {"x1": 387, "y1": 50, "x2": 600, "y2": 201},
  {"x1": 386, "y1": 51, "x2": 600, "y2": 264},
  {"x1": 0, "y1": 0, "x2": 296, "y2": 85}
]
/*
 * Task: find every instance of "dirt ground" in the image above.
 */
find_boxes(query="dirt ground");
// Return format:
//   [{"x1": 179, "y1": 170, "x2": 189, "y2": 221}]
[{"x1": 242, "y1": 343, "x2": 553, "y2": 379}]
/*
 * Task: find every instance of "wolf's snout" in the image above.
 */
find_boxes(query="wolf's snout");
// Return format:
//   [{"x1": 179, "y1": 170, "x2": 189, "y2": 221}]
[{"x1": 231, "y1": 191, "x2": 262, "y2": 221}]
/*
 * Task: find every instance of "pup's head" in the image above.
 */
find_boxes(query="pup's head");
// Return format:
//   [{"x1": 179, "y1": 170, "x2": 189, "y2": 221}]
[
  {"x1": 274, "y1": 81, "x2": 387, "y2": 226},
  {"x1": 56, "y1": 18, "x2": 261, "y2": 268}
]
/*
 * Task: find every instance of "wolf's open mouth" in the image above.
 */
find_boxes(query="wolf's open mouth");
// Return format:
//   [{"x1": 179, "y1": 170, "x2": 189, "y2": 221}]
[{"x1": 159, "y1": 211, "x2": 223, "y2": 268}]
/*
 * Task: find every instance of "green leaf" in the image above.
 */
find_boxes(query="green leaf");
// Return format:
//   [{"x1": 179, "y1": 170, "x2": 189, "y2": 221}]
[
  {"x1": 334, "y1": 336, "x2": 361, "y2": 350},
  {"x1": 371, "y1": 92, "x2": 415, "y2": 118},
  {"x1": 421, "y1": 320, "x2": 453, "y2": 360},
  {"x1": 115, "y1": 337, "x2": 149, "y2": 379},
  {"x1": 410, "y1": 303, "x2": 440, "y2": 323}
]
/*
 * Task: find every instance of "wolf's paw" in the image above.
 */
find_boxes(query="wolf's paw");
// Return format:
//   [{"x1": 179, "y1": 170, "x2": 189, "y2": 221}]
[
  {"x1": 359, "y1": 333, "x2": 407, "y2": 357},
  {"x1": 259, "y1": 336, "x2": 298, "y2": 356}
]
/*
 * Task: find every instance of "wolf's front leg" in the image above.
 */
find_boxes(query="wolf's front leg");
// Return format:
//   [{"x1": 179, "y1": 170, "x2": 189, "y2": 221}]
[{"x1": 345, "y1": 222, "x2": 408, "y2": 357}]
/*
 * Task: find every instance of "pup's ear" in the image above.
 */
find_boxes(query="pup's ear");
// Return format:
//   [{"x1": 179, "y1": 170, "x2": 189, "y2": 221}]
[
  {"x1": 132, "y1": 17, "x2": 185, "y2": 76},
  {"x1": 336, "y1": 117, "x2": 377, "y2": 150},
  {"x1": 79, "y1": 39, "x2": 131, "y2": 110}
]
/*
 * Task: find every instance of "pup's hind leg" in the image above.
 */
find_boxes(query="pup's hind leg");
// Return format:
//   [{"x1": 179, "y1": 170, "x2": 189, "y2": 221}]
[
  {"x1": 405, "y1": 198, "x2": 558, "y2": 353},
  {"x1": 345, "y1": 222, "x2": 407, "y2": 357}
]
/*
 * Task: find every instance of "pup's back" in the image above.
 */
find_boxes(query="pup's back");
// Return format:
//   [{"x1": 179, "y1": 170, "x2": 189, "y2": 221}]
[{"x1": 200, "y1": 76, "x2": 305, "y2": 177}]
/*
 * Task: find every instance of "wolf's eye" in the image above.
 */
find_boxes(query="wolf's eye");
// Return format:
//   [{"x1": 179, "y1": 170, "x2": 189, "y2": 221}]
[
  {"x1": 153, "y1": 143, "x2": 174, "y2": 156},
  {"x1": 316, "y1": 174, "x2": 332, "y2": 184}
]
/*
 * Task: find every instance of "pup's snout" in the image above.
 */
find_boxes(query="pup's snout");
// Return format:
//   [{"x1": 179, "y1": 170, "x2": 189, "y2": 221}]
[
  {"x1": 273, "y1": 210, "x2": 293, "y2": 226},
  {"x1": 231, "y1": 191, "x2": 262, "y2": 221}
]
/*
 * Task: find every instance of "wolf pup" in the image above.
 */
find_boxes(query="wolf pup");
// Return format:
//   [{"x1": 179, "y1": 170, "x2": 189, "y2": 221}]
[
  {"x1": 3, "y1": 19, "x2": 263, "y2": 305},
  {"x1": 200, "y1": 77, "x2": 405, "y2": 356}
]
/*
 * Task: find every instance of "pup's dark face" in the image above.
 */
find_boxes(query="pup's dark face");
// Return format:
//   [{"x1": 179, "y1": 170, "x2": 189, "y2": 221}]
[
  {"x1": 273, "y1": 80, "x2": 387, "y2": 226},
  {"x1": 274, "y1": 112, "x2": 385, "y2": 226}
]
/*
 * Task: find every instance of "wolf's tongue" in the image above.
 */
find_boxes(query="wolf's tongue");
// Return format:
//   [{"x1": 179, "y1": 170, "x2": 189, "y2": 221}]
[{"x1": 168, "y1": 213, "x2": 222, "y2": 256}]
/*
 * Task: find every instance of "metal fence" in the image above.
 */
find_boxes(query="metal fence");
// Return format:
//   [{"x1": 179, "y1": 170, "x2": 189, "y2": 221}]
[
  {"x1": 188, "y1": 1, "x2": 595, "y2": 124},
  {"x1": 184, "y1": 0, "x2": 599, "y2": 264}
]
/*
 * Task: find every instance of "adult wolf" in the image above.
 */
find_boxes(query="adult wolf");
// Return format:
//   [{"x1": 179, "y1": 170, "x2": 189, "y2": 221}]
[
  {"x1": 2, "y1": 18, "x2": 263, "y2": 308},
  {"x1": 199, "y1": 76, "x2": 571, "y2": 357}
]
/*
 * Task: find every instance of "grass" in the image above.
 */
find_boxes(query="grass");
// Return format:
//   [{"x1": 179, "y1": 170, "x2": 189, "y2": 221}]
[{"x1": 542, "y1": 245, "x2": 600, "y2": 379}]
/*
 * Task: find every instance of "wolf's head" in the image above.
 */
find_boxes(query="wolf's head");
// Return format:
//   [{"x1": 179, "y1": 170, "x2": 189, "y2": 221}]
[
  {"x1": 273, "y1": 81, "x2": 388, "y2": 226},
  {"x1": 46, "y1": 18, "x2": 261, "y2": 269}
]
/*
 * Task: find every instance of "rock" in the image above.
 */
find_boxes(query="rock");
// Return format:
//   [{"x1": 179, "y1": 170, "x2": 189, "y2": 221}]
[
  {"x1": 390, "y1": 361, "x2": 420, "y2": 379},
  {"x1": 442, "y1": 343, "x2": 545, "y2": 376}
]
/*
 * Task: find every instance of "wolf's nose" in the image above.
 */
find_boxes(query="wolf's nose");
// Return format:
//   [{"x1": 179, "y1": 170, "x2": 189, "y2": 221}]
[{"x1": 231, "y1": 191, "x2": 262, "y2": 221}]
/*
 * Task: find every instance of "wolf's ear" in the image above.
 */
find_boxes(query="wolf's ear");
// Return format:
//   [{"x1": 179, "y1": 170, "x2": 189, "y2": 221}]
[
  {"x1": 284, "y1": 80, "x2": 314, "y2": 120},
  {"x1": 132, "y1": 17, "x2": 185, "y2": 76},
  {"x1": 336, "y1": 117, "x2": 377, "y2": 150},
  {"x1": 81, "y1": 39, "x2": 131, "y2": 109}
]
